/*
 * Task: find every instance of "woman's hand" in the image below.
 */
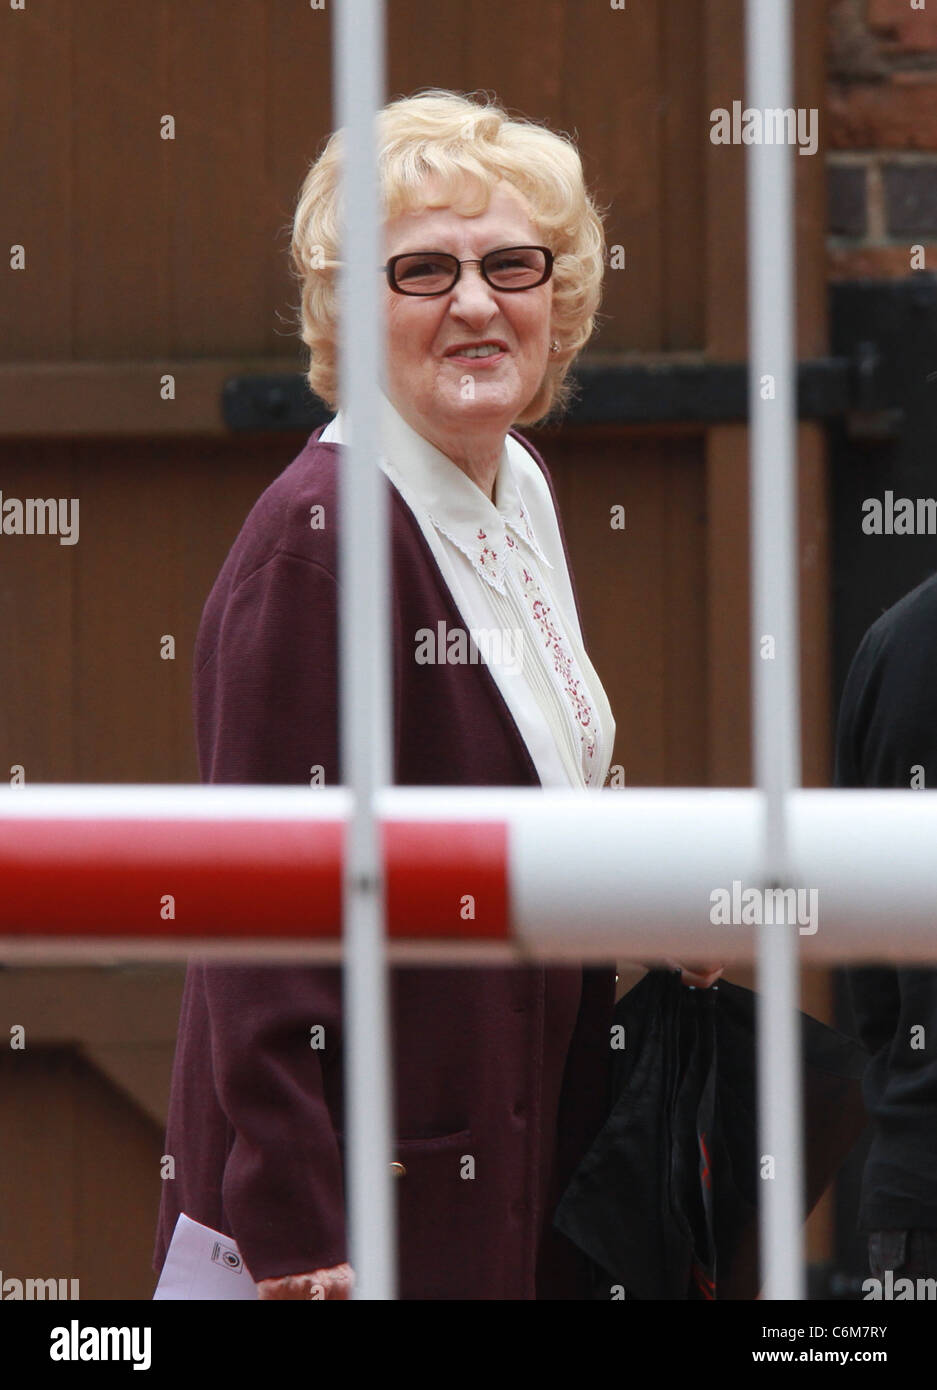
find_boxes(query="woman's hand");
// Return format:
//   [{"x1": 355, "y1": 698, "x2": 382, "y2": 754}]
[
  {"x1": 621, "y1": 959, "x2": 724, "y2": 991},
  {"x1": 256, "y1": 1262, "x2": 355, "y2": 1300},
  {"x1": 660, "y1": 958, "x2": 724, "y2": 989}
]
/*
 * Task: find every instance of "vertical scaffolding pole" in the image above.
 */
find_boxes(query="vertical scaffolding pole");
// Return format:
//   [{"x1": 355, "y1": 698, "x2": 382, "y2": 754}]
[
  {"x1": 746, "y1": 0, "x2": 806, "y2": 1299},
  {"x1": 333, "y1": 0, "x2": 396, "y2": 1299}
]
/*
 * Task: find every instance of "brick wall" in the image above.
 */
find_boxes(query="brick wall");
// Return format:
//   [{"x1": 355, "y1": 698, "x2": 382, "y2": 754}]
[{"x1": 828, "y1": 0, "x2": 937, "y2": 277}]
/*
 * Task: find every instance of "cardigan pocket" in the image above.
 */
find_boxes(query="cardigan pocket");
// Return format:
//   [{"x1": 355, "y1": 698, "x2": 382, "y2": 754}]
[
  {"x1": 333, "y1": 1127, "x2": 471, "y2": 1160},
  {"x1": 334, "y1": 1127, "x2": 483, "y2": 1296},
  {"x1": 391, "y1": 1130, "x2": 486, "y2": 1299}
]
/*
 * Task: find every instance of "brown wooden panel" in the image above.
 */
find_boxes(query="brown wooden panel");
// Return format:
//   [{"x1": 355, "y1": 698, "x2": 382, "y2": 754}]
[
  {"x1": 0, "y1": 1047, "x2": 162, "y2": 1300},
  {"x1": 168, "y1": 2, "x2": 269, "y2": 356},
  {"x1": 0, "y1": 433, "x2": 304, "y2": 783},
  {"x1": 267, "y1": 8, "x2": 335, "y2": 358},
  {"x1": 2, "y1": 1, "x2": 75, "y2": 359},
  {"x1": 661, "y1": 3, "x2": 708, "y2": 349},
  {"x1": 0, "y1": 965, "x2": 185, "y2": 1127},
  {"x1": 0, "y1": 1050, "x2": 79, "y2": 1280},
  {"x1": 705, "y1": 0, "x2": 748, "y2": 360},
  {"x1": 0, "y1": 444, "x2": 78, "y2": 782},
  {"x1": 74, "y1": 1055, "x2": 163, "y2": 1300},
  {"x1": 388, "y1": 1, "x2": 470, "y2": 94},
  {"x1": 463, "y1": 0, "x2": 569, "y2": 111},
  {"x1": 72, "y1": 1, "x2": 168, "y2": 358},
  {"x1": 0, "y1": 360, "x2": 297, "y2": 437},
  {"x1": 546, "y1": 3, "x2": 667, "y2": 354},
  {"x1": 4, "y1": 3, "x2": 712, "y2": 365},
  {"x1": 704, "y1": 424, "x2": 751, "y2": 786},
  {"x1": 534, "y1": 425, "x2": 708, "y2": 787},
  {"x1": 4, "y1": 3, "x2": 335, "y2": 366}
]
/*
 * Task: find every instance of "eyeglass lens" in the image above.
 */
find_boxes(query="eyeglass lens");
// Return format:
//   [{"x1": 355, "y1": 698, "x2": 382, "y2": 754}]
[{"x1": 392, "y1": 247, "x2": 547, "y2": 294}]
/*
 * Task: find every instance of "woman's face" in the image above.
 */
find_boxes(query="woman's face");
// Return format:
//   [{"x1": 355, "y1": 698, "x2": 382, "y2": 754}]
[{"x1": 381, "y1": 180, "x2": 553, "y2": 450}]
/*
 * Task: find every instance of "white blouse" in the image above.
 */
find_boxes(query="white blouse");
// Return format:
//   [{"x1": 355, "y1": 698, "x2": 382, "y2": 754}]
[{"x1": 319, "y1": 392, "x2": 616, "y2": 789}]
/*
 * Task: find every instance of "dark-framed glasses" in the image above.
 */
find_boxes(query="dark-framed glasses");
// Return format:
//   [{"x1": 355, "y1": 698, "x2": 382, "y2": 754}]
[{"x1": 383, "y1": 245, "x2": 553, "y2": 296}]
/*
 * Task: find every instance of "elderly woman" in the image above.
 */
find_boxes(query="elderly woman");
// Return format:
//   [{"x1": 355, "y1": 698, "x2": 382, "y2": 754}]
[{"x1": 155, "y1": 88, "x2": 678, "y2": 1301}]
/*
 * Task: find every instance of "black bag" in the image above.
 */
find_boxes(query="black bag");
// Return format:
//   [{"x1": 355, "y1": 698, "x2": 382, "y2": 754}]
[{"x1": 553, "y1": 969, "x2": 869, "y2": 1299}]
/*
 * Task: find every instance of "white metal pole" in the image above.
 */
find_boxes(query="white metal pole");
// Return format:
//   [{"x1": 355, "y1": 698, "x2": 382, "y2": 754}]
[
  {"x1": 333, "y1": 0, "x2": 396, "y2": 1300},
  {"x1": 745, "y1": 0, "x2": 805, "y2": 1299}
]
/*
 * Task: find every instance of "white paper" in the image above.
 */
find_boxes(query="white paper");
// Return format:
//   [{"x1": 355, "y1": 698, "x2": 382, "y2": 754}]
[{"x1": 153, "y1": 1213, "x2": 258, "y2": 1300}]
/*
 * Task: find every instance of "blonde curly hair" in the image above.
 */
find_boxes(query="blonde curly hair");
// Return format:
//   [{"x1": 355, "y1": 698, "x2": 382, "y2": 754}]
[{"x1": 289, "y1": 88, "x2": 608, "y2": 426}]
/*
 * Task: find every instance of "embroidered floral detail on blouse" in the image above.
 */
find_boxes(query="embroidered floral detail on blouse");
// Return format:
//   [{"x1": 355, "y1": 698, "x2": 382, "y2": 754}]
[
  {"x1": 518, "y1": 561, "x2": 600, "y2": 785},
  {"x1": 502, "y1": 494, "x2": 551, "y2": 570},
  {"x1": 475, "y1": 527, "x2": 498, "y2": 572},
  {"x1": 426, "y1": 513, "x2": 509, "y2": 592}
]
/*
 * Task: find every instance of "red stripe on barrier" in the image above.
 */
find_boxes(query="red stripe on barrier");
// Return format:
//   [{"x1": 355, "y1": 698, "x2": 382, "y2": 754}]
[
  {"x1": 0, "y1": 817, "x2": 510, "y2": 940},
  {"x1": 384, "y1": 820, "x2": 509, "y2": 939},
  {"x1": 0, "y1": 819, "x2": 345, "y2": 936}
]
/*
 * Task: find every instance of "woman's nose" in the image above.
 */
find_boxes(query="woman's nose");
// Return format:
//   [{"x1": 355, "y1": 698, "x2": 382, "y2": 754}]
[{"x1": 449, "y1": 262, "x2": 499, "y2": 314}]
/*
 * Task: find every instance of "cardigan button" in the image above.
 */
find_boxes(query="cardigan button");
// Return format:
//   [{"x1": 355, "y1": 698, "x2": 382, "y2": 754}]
[{"x1": 389, "y1": 1161, "x2": 407, "y2": 1178}]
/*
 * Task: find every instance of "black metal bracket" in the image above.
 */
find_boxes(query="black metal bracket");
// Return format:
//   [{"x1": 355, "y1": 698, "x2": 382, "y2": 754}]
[
  {"x1": 560, "y1": 343, "x2": 901, "y2": 438},
  {"x1": 222, "y1": 344, "x2": 902, "y2": 437},
  {"x1": 222, "y1": 376, "x2": 333, "y2": 433}
]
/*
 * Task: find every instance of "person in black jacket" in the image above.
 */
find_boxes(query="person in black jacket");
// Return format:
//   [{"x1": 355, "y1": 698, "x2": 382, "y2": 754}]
[{"x1": 834, "y1": 569, "x2": 937, "y2": 1281}]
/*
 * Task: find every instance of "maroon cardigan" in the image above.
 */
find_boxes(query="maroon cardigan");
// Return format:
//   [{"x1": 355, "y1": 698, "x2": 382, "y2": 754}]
[{"x1": 154, "y1": 423, "x2": 616, "y2": 1300}]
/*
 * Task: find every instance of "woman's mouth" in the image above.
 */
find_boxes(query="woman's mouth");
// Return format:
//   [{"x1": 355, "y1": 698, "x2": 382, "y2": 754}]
[{"x1": 444, "y1": 345, "x2": 507, "y2": 366}]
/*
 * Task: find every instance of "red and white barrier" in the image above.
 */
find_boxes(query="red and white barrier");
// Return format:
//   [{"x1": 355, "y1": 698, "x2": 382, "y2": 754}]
[{"x1": 3, "y1": 784, "x2": 937, "y2": 963}]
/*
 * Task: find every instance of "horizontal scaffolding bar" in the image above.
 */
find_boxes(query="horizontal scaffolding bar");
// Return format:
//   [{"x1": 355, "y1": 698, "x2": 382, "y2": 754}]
[{"x1": 1, "y1": 785, "x2": 935, "y2": 962}]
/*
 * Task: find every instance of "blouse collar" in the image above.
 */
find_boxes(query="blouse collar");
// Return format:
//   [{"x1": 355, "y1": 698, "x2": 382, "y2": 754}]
[{"x1": 323, "y1": 392, "x2": 552, "y2": 593}]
